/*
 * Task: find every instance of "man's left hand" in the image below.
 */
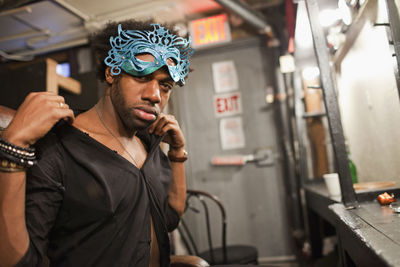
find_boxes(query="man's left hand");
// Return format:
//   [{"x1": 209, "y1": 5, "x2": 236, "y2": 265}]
[{"x1": 148, "y1": 114, "x2": 185, "y2": 150}]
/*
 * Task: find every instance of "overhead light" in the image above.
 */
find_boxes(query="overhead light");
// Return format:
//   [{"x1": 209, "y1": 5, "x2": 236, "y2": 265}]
[
  {"x1": 338, "y1": 0, "x2": 352, "y2": 26},
  {"x1": 345, "y1": 0, "x2": 358, "y2": 7},
  {"x1": 319, "y1": 9, "x2": 340, "y2": 27}
]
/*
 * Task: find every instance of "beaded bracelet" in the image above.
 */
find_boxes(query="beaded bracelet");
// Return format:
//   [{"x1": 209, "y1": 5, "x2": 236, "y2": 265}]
[
  {"x1": 0, "y1": 137, "x2": 34, "y2": 153},
  {"x1": 0, "y1": 149, "x2": 37, "y2": 167},
  {"x1": 0, "y1": 137, "x2": 37, "y2": 167},
  {"x1": 0, "y1": 158, "x2": 26, "y2": 172}
]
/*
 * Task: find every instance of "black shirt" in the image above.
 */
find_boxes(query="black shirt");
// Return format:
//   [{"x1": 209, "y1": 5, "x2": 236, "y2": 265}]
[{"x1": 15, "y1": 122, "x2": 179, "y2": 267}]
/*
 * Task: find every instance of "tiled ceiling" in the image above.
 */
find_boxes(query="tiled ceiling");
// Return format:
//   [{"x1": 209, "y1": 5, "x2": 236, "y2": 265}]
[
  {"x1": 0, "y1": 0, "x2": 222, "y2": 60},
  {"x1": 0, "y1": 0, "x2": 302, "y2": 61},
  {"x1": 0, "y1": 0, "x2": 338, "y2": 61}
]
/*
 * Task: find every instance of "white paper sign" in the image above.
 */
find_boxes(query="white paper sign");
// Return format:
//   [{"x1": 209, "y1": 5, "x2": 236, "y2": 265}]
[
  {"x1": 212, "y1": 60, "x2": 239, "y2": 93},
  {"x1": 220, "y1": 116, "x2": 245, "y2": 150},
  {"x1": 213, "y1": 91, "x2": 242, "y2": 117}
]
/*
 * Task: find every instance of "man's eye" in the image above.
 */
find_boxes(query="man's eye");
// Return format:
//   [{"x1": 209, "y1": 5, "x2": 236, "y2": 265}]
[
  {"x1": 161, "y1": 83, "x2": 173, "y2": 91},
  {"x1": 136, "y1": 76, "x2": 149, "y2": 81}
]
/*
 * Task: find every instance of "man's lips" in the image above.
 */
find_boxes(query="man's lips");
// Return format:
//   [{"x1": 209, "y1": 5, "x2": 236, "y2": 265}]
[{"x1": 134, "y1": 106, "x2": 159, "y2": 121}]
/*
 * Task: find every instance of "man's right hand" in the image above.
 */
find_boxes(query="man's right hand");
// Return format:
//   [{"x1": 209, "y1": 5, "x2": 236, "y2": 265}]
[{"x1": 2, "y1": 92, "x2": 75, "y2": 147}]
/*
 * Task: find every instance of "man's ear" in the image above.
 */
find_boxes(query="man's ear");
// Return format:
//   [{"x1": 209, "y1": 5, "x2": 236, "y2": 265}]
[{"x1": 105, "y1": 67, "x2": 114, "y2": 84}]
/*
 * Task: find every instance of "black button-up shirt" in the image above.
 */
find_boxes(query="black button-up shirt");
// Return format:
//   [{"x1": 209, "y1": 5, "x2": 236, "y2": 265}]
[{"x1": 16, "y1": 122, "x2": 179, "y2": 267}]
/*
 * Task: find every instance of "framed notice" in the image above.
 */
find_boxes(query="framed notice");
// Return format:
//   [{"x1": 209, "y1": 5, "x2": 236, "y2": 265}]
[
  {"x1": 212, "y1": 60, "x2": 239, "y2": 93},
  {"x1": 219, "y1": 116, "x2": 245, "y2": 150}
]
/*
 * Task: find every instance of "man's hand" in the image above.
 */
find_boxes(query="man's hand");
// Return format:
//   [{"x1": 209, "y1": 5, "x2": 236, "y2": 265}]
[
  {"x1": 148, "y1": 113, "x2": 185, "y2": 151},
  {"x1": 150, "y1": 114, "x2": 187, "y2": 216},
  {"x1": 2, "y1": 92, "x2": 75, "y2": 147}
]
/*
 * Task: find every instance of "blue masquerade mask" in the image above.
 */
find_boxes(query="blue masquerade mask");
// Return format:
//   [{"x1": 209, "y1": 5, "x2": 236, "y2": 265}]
[{"x1": 104, "y1": 23, "x2": 193, "y2": 85}]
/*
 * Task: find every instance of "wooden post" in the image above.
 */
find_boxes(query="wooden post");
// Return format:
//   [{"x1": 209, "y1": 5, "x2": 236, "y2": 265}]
[
  {"x1": 46, "y1": 58, "x2": 81, "y2": 95},
  {"x1": 302, "y1": 78, "x2": 329, "y2": 178}
]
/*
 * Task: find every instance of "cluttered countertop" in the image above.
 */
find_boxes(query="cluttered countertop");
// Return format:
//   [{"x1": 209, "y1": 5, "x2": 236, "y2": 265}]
[
  {"x1": 304, "y1": 178, "x2": 400, "y2": 266},
  {"x1": 330, "y1": 201, "x2": 400, "y2": 266}
]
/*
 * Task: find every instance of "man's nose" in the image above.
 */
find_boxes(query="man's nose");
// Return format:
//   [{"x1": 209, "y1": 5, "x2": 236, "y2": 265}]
[{"x1": 142, "y1": 80, "x2": 161, "y2": 103}]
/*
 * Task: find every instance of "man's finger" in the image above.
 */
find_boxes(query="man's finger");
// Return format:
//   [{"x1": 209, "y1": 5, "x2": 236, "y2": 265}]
[{"x1": 154, "y1": 117, "x2": 171, "y2": 136}]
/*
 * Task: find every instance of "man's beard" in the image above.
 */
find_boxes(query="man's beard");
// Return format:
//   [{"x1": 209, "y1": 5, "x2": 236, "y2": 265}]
[{"x1": 110, "y1": 79, "x2": 156, "y2": 135}]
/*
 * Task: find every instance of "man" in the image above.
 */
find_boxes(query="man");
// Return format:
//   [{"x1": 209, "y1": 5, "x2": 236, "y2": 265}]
[{"x1": 0, "y1": 19, "x2": 193, "y2": 267}]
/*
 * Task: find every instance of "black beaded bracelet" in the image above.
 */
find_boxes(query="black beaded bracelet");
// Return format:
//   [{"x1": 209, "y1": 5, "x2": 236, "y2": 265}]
[
  {"x1": 0, "y1": 146, "x2": 35, "y2": 160},
  {"x1": 0, "y1": 137, "x2": 34, "y2": 153},
  {"x1": 0, "y1": 137, "x2": 37, "y2": 167},
  {"x1": 0, "y1": 149, "x2": 37, "y2": 167}
]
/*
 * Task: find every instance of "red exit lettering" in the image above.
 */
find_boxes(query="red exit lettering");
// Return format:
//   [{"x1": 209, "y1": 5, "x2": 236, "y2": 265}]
[
  {"x1": 191, "y1": 14, "x2": 230, "y2": 47},
  {"x1": 215, "y1": 93, "x2": 241, "y2": 115}
]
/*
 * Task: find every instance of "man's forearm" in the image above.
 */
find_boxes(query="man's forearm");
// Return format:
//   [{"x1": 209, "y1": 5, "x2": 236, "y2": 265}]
[
  {"x1": 168, "y1": 161, "x2": 187, "y2": 217},
  {"x1": 0, "y1": 171, "x2": 29, "y2": 267},
  {"x1": 0, "y1": 92, "x2": 74, "y2": 267}
]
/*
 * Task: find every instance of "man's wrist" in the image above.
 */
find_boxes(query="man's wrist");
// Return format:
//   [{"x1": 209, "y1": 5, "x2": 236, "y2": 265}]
[
  {"x1": 0, "y1": 133, "x2": 37, "y2": 169},
  {"x1": 1, "y1": 130, "x2": 31, "y2": 148},
  {"x1": 168, "y1": 147, "x2": 188, "y2": 162}
]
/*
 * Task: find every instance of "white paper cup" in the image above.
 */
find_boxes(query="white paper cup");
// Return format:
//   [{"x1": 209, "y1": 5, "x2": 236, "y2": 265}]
[{"x1": 323, "y1": 173, "x2": 341, "y2": 197}]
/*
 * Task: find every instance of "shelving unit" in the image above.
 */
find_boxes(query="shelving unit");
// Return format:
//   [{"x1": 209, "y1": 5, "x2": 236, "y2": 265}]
[
  {"x1": 305, "y1": 0, "x2": 357, "y2": 207},
  {"x1": 296, "y1": 0, "x2": 400, "y2": 264}
]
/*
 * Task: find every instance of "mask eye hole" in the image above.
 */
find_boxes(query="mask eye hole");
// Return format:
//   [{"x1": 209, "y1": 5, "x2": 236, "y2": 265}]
[
  {"x1": 135, "y1": 53, "x2": 155, "y2": 63},
  {"x1": 166, "y1": 57, "x2": 177, "y2": 66}
]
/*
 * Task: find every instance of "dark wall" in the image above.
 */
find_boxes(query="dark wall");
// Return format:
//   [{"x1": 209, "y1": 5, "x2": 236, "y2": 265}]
[
  {"x1": 0, "y1": 61, "x2": 47, "y2": 110},
  {"x1": 0, "y1": 61, "x2": 99, "y2": 111},
  {"x1": 62, "y1": 71, "x2": 99, "y2": 111}
]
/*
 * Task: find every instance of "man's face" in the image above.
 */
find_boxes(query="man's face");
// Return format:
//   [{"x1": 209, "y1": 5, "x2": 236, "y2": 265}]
[{"x1": 109, "y1": 54, "x2": 175, "y2": 132}]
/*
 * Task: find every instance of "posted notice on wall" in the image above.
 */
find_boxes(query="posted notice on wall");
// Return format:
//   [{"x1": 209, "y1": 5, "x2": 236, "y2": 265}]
[
  {"x1": 220, "y1": 116, "x2": 245, "y2": 150},
  {"x1": 212, "y1": 60, "x2": 239, "y2": 93}
]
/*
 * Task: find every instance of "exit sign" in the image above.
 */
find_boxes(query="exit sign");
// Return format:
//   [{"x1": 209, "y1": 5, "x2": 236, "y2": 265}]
[
  {"x1": 189, "y1": 14, "x2": 231, "y2": 48},
  {"x1": 214, "y1": 92, "x2": 242, "y2": 117}
]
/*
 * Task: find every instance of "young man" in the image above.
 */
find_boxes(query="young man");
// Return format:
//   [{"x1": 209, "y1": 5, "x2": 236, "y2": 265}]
[{"x1": 0, "y1": 20, "x2": 193, "y2": 267}]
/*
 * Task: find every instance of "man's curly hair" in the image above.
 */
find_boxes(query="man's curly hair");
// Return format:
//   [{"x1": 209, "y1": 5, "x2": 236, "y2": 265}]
[{"x1": 90, "y1": 19, "x2": 184, "y2": 82}]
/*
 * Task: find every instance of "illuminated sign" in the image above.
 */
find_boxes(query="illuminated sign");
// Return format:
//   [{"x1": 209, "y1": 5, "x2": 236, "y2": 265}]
[{"x1": 189, "y1": 14, "x2": 231, "y2": 48}]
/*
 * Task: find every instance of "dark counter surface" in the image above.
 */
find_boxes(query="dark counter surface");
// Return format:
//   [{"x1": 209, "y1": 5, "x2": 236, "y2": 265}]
[
  {"x1": 303, "y1": 180, "x2": 341, "y2": 224},
  {"x1": 303, "y1": 179, "x2": 400, "y2": 263},
  {"x1": 330, "y1": 201, "x2": 400, "y2": 266},
  {"x1": 304, "y1": 179, "x2": 400, "y2": 212}
]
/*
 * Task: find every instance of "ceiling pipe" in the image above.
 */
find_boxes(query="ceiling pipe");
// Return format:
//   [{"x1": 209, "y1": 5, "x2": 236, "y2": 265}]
[
  {"x1": 0, "y1": 6, "x2": 31, "y2": 17},
  {"x1": 0, "y1": 29, "x2": 50, "y2": 43},
  {"x1": 54, "y1": 0, "x2": 91, "y2": 21},
  {"x1": 11, "y1": 37, "x2": 88, "y2": 57},
  {"x1": 213, "y1": 0, "x2": 274, "y2": 38}
]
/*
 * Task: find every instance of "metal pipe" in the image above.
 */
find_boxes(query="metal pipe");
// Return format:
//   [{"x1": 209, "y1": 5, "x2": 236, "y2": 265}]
[
  {"x1": 214, "y1": 0, "x2": 274, "y2": 37},
  {"x1": 0, "y1": 29, "x2": 49, "y2": 43},
  {"x1": 0, "y1": 6, "x2": 31, "y2": 17},
  {"x1": 11, "y1": 37, "x2": 88, "y2": 57},
  {"x1": 54, "y1": 0, "x2": 91, "y2": 21}
]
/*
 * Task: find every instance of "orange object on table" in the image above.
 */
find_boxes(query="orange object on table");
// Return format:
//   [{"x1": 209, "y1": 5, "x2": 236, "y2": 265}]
[{"x1": 377, "y1": 192, "x2": 395, "y2": 205}]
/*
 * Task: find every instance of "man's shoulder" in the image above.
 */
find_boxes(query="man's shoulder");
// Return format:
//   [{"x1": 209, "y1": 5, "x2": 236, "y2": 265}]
[
  {"x1": 34, "y1": 121, "x2": 72, "y2": 157},
  {"x1": 29, "y1": 123, "x2": 67, "y2": 186}
]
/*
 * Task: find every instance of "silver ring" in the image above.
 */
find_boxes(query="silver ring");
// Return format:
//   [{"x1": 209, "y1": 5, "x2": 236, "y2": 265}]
[{"x1": 59, "y1": 102, "x2": 64, "y2": 108}]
